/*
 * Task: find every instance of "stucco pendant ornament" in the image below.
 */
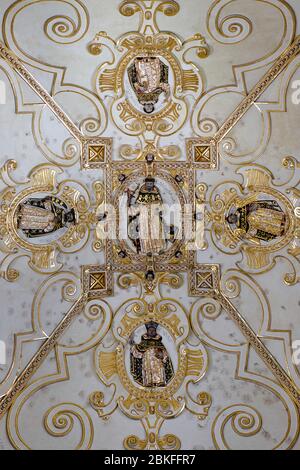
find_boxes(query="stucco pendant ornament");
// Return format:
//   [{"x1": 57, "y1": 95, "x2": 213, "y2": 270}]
[
  {"x1": 88, "y1": 0, "x2": 209, "y2": 141},
  {"x1": 89, "y1": 273, "x2": 211, "y2": 450},
  {"x1": 208, "y1": 167, "x2": 299, "y2": 277},
  {"x1": 0, "y1": 163, "x2": 94, "y2": 277}
]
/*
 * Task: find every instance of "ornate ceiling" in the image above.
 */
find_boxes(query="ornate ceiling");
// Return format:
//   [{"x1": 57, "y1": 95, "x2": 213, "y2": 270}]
[{"x1": 0, "y1": 0, "x2": 300, "y2": 451}]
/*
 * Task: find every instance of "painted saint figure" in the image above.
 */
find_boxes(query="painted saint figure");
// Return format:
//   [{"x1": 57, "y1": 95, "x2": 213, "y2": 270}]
[
  {"x1": 17, "y1": 196, "x2": 76, "y2": 238},
  {"x1": 127, "y1": 177, "x2": 167, "y2": 255},
  {"x1": 226, "y1": 199, "x2": 287, "y2": 242},
  {"x1": 130, "y1": 322, "x2": 174, "y2": 388},
  {"x1": 128, "y1": 56, "x2": 170, "y2": 114}
]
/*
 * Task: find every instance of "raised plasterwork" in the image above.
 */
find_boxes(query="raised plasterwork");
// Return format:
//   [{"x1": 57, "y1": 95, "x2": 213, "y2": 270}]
[{"x1": 0, "y1": 0, "x2": 300, "y2": 451}]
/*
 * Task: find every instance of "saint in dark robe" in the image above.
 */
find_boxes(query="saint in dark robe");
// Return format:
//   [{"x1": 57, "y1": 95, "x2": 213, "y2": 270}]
[
  {"x1": 130, "y1": 322, "x2": 174, "y2": 388},
  {"x1": 127, "y1": 177, "x2": 167, "y2": 255},
  {"x1": 17, "y1": 196, "x2": 76, "y2": 238},
  {"x1": 226, "y1": 199, "x2": 287, "y2": 242},
  {"x1": 128, "y1": 56, "x2": 170, "y2": 114}
]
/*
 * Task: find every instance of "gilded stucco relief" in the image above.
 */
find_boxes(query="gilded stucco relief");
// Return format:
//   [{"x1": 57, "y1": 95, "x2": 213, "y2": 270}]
[{"x1": 0, "y1": 0, "x2": 299, "y2": 450}]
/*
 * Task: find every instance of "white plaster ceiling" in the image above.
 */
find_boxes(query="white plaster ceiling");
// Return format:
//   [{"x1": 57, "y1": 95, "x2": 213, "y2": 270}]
[{"x1": 0, "y1": 0, "x2": 299, "y2": 450}]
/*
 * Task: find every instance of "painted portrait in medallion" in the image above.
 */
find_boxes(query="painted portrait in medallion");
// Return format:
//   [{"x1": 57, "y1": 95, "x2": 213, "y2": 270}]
[
  {"x1": 126, "y1": 322, "x2": 177, "y2": 389},
  {"x1": 126, "y1": 55, "x2": 171, "y2": 114},
  {"x1": 225, "y1": 194, "x2": 289, "y2": 245},
  {"x1": 15, "y1": 194, "x2": 77, "y2": 244},
  {"x1": 118, "y1": 175, "x2": 182, "y2": 256}
]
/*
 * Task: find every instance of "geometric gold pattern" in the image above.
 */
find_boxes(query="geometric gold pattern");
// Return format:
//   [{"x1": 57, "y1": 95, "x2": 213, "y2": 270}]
[
  {"x1": 88, "y1": 145, "x2": 105, "y2": 163},
  {"x1": 189, "y1": 264, "x2": 220, "y2": 296},
  {"x1": 195, "y1": 145, "x2": 211, "y2": 163},
  {"x1": 186, "y1": 138, "x2": 218, "y2": 170},
  {"x1": 81, "y1": 138, "x2": 113, "y2": 169},
  {"x1": 1, "y1": 0, "x2": 300, "y2": 452},
  {"x1": 89, "y1": 272, "x2": 106, "y2": 290},
  {"x1": 196, "y1": 271, "x2": 214, "y2": 289},
  {"x1": 81, "y1": 265, "x2": 113, "y2": 299}
]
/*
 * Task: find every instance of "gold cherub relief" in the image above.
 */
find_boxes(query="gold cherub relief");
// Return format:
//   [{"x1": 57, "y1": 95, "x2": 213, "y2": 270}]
[{"x1": 130, "y1": 321, "x2": 174, "y2": 388}]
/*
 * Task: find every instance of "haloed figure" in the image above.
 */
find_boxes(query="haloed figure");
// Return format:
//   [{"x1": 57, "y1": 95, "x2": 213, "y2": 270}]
[
  {"x1": 130, "y1": 322, "x2": 174, "y2": 388},
  {"x1": 226, "y1": 199, "x2": 287, "y2": 242},
  {"x1": 17, "y1": 196, "x2": 76, "y2": 238}
]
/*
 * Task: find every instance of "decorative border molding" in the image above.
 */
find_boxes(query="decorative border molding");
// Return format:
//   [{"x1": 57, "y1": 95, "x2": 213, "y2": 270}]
[
  {"x1": 0, "y1": 264, "x2": 113, "y2": 420},
  {"x1": 1, "y1": 5, "x2": 299, "y2": 447},
  {"x1": 101, "y1": 160, "x2": 196, "y2": 273},
  {"x1": 217, "y1": 292, "x2": 300, "y2": 406},
  {"x1": 81, "y1": 137, "x2": 113, "y2": 169},
  {"x1": 82, "y1": 264, "x2": 113, "y2": 299},
  {"x1": 186, "y1": 139, "x2": 218, "y2": 170},
  {"x1": 189, "y1": 264, "x2": 300, "y2": 408},
  {"x1": 186, "y1": 35, "x2": 300, "y2": 169},
  {"x1": 0, "y1": 41, "x2": 83, "y2": 142},
  {"x1": 0, "y1": 41, "x2": 113, "y2": 170},
  {"x1": 1, "y1": 262, "x2": 300, "y2": 428},
  {"x1": 215, "y1": 35, "x2": 300, "y2": 143},
  {"x1": 0, "y1": 294, "x2": 86, "y2": 419}
]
